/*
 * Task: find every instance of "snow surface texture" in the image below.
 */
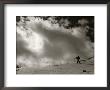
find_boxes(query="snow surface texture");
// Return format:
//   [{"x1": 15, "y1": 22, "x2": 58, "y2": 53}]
[{"x1": 16, "y1": 16, "x2": 94, "y2": 74}]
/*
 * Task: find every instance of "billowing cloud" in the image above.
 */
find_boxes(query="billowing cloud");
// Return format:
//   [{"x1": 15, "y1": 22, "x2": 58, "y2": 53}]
[{"x1": 16, "y1": 16, "x2": 94, "y2": 68}]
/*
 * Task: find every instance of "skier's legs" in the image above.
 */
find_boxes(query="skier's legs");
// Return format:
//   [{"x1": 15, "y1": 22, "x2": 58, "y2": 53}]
[
  {"x1": 79, "y1": 61, "x2": 81, "y2": 64},
  {"x1": 78, "y1": 60, "x2": 80, "y2": 63},
  {"x1": 77, "y1": 59, "x2": 79, "y2": 64}
]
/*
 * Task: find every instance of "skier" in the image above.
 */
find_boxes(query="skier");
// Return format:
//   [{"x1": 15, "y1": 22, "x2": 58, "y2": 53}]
[{"x1": 76, "y1": 56, "x2": 81, "y2": 64}]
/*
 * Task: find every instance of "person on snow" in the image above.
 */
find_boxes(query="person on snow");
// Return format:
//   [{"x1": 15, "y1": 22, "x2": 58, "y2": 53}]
[{"x1": 76, "y1": 56, "x2": 81, "y2": 64}]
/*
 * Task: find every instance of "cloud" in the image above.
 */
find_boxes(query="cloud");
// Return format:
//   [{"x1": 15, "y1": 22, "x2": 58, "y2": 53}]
[
  {"x1": 78, "y1": 19, "x2": 89, "y2": 26},
  {"x1": 16, "y1": 16, "x2": 94, "y2": 68}
]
